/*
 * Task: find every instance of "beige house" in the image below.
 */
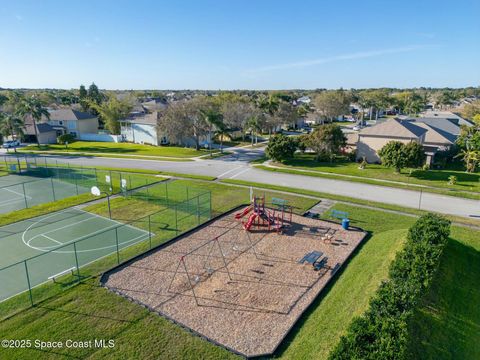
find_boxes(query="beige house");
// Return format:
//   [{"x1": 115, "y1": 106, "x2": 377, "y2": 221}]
[
  {"x1": 24, "y1": 122, "x2": 57, "y2": 144},
  {"x1": 41, "y1": 109, "x2": 99, "y2": 138},
  {"x1": 356, "y1": 118, "x2": 459, "y2": 165},
  {"x1": 356, "y1": 119, "x2": 427, "y2": 163}
]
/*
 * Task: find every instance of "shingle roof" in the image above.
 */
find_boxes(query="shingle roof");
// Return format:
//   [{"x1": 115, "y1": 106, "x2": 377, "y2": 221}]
[
  {"x1": 24, "y1": 121, "x2": 55, "y2": 134},
  {"x1": 414, "y1": 117, "x2": 461, "y2": 137},
  {"x1": 359, "y1": 119, "x2": 426, "y2": 139},
  {"x1": 413, "y1": 122, "x2": 454, "y2": 145},
  {"x1": 47, "y1": 109, "x2": 96, "y2": 121}
]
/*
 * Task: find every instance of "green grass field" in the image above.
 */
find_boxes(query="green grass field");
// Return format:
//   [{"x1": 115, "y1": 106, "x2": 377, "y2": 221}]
[
  {"x1": 0, "y1": 180, "x2": 478, "y2": 359},
  {"x1": 275, "y1": 154, "x2": 480, "y2": 193},
  {"x1": 21, "y1": 141, "x2": 214, "y2": 158}
]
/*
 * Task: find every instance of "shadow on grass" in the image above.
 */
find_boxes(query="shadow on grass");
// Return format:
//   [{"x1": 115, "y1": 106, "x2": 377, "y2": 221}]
[
  {"x1": 406, "y1": 239, "x2": 480, "y2": 360},
  {"x1": 273, "y1": 231, "x2": 372, "y2": 358}
]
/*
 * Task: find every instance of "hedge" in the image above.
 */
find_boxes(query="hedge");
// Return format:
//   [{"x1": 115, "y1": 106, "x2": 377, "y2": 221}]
[{"x1": 329, "y1": 213, "x2": 451, "y2": 360}]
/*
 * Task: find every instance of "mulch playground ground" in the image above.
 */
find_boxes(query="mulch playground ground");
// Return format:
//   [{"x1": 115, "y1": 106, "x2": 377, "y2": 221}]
[{"x1": 102, "y1": 207, "x2": 367, "y2": 357}]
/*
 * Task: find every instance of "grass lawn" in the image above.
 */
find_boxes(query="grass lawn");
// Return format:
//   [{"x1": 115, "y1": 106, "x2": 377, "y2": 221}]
[
  {"x1": 278, "y1": 154, "x2": 480, "y2": 193},
  {"x1": 21, "y1": 141, "x2": 214, "y2": 158},
  {"x1": 406, "y1": 226, "x2": 480, "y2": 359},
  {"x1": 0, "y1": 181, "x2": 478, "y2": 359}
]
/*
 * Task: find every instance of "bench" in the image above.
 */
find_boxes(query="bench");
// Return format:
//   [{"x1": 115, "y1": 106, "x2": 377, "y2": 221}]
[
  {"x1": 298, "y1": 251, "x2": 323, "y2": 264},
  {"x1": 313, "y1": 257, "x2": 329, "y2": 271},
  {"x1": 272, "y1": 197, "x2": 288, "y2": 207},
  {"x1": 331, "y1": 262, "x2": 341, "y2": 275},
  {"x1": 330, "y1": 210, "x2": 348, "y2": 220},
  {"x1": 48, "y1": 267, "x2": 76, "y2": 282}
]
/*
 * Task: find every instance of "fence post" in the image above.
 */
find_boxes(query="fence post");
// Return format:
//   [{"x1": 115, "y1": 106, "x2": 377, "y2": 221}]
[
  {"x1": 115, "y1": 227, "x2": 120, "y2": 264},
  {"x1": 22, "y1": 182, "x2": 29, "y2": 209},
  {"x1": 74, "y1": 172, "x2": 79, "y2": 195},
  {"x1": 209, "y1": 191, "x2": 212, "y2": 219},
  {"x1": 165, "y1": 182, "x2": 169, "y2": 206},
  {"x1": 146, "y1": 181, "x2": 150, "y2": 202},
  {"x1": 50, "y1": 177, "x2": 56, "y2": 201},
  {"x1": 24, "y1": 261, "x2": 34, "y2": 306},
  {"x1": 175, "y1": 205, "x2": 178, "y2": 235},
  {"x1": 148, "y1": 215, "x2": 152, "y2": 249},
  {"x1": 73, "y1": 242, "x2": 81, "y2": 280},
  {"x1": 197, "y1": 195, "x2": 200, "y2": 225},
  {"x1": 94, "y1": 168, "x2": 98, "y2": 187}
]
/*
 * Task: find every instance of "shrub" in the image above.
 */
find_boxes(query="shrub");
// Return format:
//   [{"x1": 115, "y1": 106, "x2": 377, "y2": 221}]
[
  {"x1": 329, "y1": 214, "x2": 450, "y2": 360},
  {"x1": 57, "y1": 133, "x2": 76, "y2": 145},
  {"x1": 265, "y1": 134, "x2": 297, "y2": 162}
]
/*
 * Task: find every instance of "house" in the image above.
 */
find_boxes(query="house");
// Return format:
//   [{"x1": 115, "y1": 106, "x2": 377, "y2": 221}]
[
  {"x1": 41, "y1": 109, "x2": 99, "y2": 138},
  {"x1": 356, "y1": 119, "x2": 427, "y2": 163},
  {"x1": 120, "y1": 112, "x2": 164, "y2": 145},
  {"x1": 23, "y1": 121, "x2": 57, "y2": 144},
  {"x1": 355, "y1": 118, "x2": 461, "y2": 165}
]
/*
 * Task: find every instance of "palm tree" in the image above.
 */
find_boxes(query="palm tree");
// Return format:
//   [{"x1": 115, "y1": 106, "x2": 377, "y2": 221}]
[
  {"x1": 246, "y1": 116, "x2": 261, "y2": 146},
  {"x1": 257, "y1": 95, "x2": 279, "y2": 134},
  {"x1": 456, "y1": 149, "x2": 480, "y2": 173},
  {"x1": 199, "y1": 108, "x2": 223, "y2": 154},
  {"x1": 0, "y1": 112, "x2": 25, "y2": 153},
  {"x1": 215, "y1": 123, "x2": 229, "y2": 153},
  {"x1": 17, "y1": 96, "x2": 50, "y2": 148}
]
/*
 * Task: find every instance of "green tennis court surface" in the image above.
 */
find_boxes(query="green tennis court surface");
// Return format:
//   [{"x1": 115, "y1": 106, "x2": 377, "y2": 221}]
[
  {"x1": 0, "y1": 208, "x2": 150, "y2": 302},
  {"x1": 0, "y1": 174, "x2": 89, "y2": 214}
]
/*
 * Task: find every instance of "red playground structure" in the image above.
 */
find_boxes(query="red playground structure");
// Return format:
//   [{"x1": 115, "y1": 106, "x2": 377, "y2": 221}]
[{"x1": 235, "y1": 196, "x2": 291, "y2": 233}]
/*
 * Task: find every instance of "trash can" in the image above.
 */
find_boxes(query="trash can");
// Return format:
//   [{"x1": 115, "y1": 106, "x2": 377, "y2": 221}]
[{"x1": 342, "y1": 218, "x2": 349, "y2": 230}]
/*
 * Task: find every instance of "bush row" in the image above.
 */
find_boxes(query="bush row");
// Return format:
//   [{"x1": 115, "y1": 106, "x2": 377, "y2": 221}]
[{"x1": 329, "y1": 213, "x2": 451, "y2": 360}]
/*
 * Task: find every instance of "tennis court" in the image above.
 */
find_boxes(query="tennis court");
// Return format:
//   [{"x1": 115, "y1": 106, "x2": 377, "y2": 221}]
[
  {"x1": 0, "y1": 174, "x2": 90, "y2": 214},
  {"x1": 0, "y1": 207, "x2": 150, "y2": 302}
]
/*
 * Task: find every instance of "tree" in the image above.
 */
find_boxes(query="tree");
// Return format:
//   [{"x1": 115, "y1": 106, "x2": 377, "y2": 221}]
[
  {"x1": 392, "y1": 91, "x2": 425, "y2": 115},
  {"x1": 313, "y1": 90, "x2": 351, "y2": 123},
  {"x1": 17, "y1": 96, "x2": 50, "y2": 147},
  {"x1": 246, "y1": 114, "x2": 264, "y2": 146},
  {"x1": 403, "y1": 141, "x2": 426, "y2": 168},
  {"x1": 198, "y1": 106, "x2": 223, "y2": 153},
  {"x1": 461, "y1": 100, "x2": 480, "y2": 123},
  {"x1": 307, "y1": 124, "x2": 346, "y2": 161},
  {"x1": 87, "y1": 83, "x2": 103, "y2": 105},
  {"x1": 257, "y1": 94, "x2": 280, "y2": 134},
  {"x1": 158, "y1": 99, "x2": 209, "y2": 150},
  {"x1": 456, "y1": 149, "x2": 480, "y2": 173},
  {"x1": 265, "y1": 134, "x2": 297, "y2": 162},
  {"x1": 274, "y1": 101, "x2": 298, "y2": 129},
  {"x1": 221, "y1": 100, "x2": 256, "y2": 140},
  {"x1": 456, "y1": 125, "x2": 480, "y2": 172},
  {"x1": 378, "y1": 141, "x2": 407, "y2": 173},
  {"x1": 0, "y1": 112, "x2": 24, "y2": 152},
  {"x1": 88, "y1": 95, "x2": 133, "y2": 134}
]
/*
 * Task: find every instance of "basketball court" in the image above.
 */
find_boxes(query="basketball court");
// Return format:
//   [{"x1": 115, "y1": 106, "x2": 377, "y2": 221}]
[{"x1": 0, "y1": 207, "x2": 150, "y2": 302}]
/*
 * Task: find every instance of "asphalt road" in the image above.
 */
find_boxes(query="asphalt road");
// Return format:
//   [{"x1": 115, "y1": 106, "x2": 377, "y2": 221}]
[{"x1": 3, "y1": 147, "x2": 479, "y2": 219}]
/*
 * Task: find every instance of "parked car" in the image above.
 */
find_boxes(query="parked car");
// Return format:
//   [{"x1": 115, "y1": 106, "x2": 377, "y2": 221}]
[
  {"x1": 352, "y1": 126, "x2": 361, "y2": 131},
  {"x1": 2, "y1": 140, "x2": 20, "y2": 149}
]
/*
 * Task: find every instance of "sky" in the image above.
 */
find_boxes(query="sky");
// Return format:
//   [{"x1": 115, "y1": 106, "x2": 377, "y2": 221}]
[{"x1": 0, "y1": 0, "x2": 479, "y2": 90}]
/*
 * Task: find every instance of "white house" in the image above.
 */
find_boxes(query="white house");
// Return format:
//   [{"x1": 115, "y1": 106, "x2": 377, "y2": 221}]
[{"x1": 120, "y1": 112, "x2": 164, "y2": 145}]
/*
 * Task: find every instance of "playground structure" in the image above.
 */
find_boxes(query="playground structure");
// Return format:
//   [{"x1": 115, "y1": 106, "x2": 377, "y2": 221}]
[
  {"x1": 102, "y1": 206, "x2": 367, "y2": 357},
  {"x1": 234, "y1": 196, "x2": 292, "y2": 232}
]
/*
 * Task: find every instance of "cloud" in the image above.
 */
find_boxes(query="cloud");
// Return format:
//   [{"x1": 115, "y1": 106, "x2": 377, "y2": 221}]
[{"x1": 244, "y1": 45, "x2": 431, "y2": 74}]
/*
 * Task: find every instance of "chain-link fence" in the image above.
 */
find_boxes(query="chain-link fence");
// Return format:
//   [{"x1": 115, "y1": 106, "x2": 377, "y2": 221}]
[
  {"x1": 0, "y1": 188, "x2": 211, "y2": 320},
  {"x1": 0, "y1": 154, "x2": 160, "y2": 214}
]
